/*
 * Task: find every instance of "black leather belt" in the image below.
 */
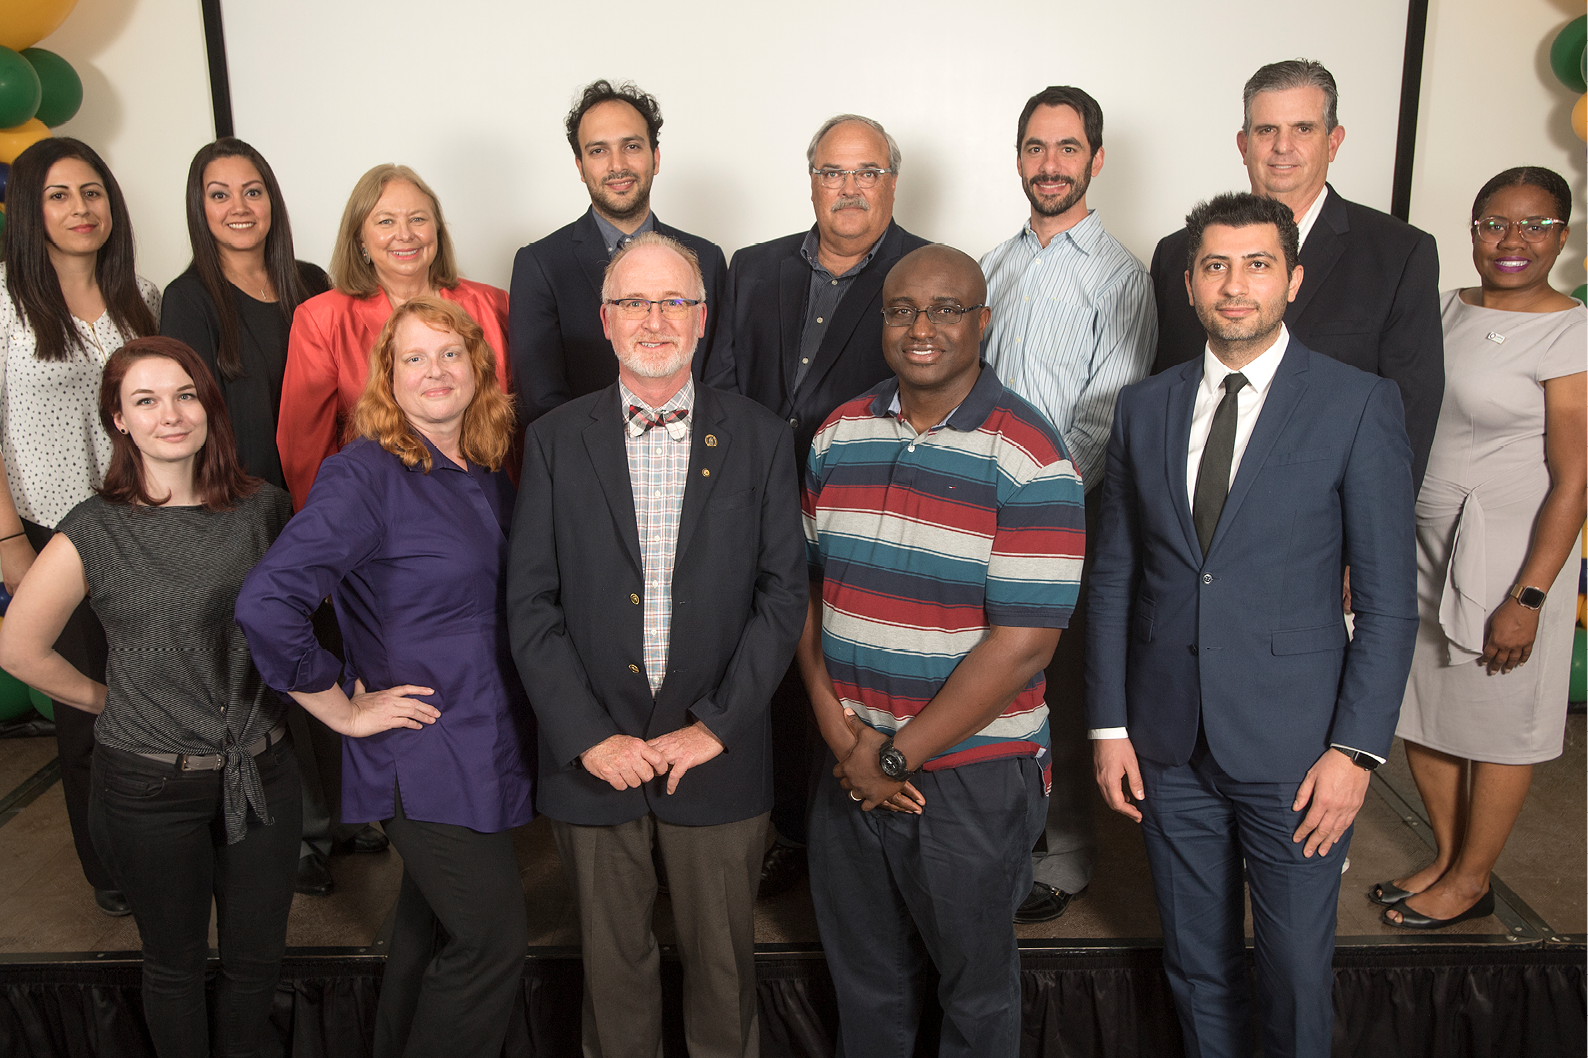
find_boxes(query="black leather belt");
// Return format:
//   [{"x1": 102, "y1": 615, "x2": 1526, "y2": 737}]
[{"x1": 135, "y1": 722, "x2": 288, "y2": 772}]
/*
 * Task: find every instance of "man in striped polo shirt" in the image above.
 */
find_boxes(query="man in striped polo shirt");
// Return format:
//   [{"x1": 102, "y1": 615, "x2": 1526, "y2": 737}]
[
  {"x1": 980, "y1": 85, "x2": 1157, "y2": 924},
  {"x1": 798, "y1": 245, "x2": 1086, "y2": 1056}
]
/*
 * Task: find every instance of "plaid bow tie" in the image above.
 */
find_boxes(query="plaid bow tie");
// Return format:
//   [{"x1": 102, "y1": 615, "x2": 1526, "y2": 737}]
[{"x1": 626, "y1": 405, "x2": 689, "y2": 440}]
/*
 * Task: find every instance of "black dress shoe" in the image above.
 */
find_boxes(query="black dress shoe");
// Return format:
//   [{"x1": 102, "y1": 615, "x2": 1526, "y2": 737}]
[
  {"x1": 332, "y1": 824, "x2": 389, "y2": 855},
  {"x1": 1382, "y1": 888, "x2": 1494, "y2": 930},
  {"x1": 94, "y1": 888, "x2": 132, "y2": 917},
  {"x1": 295, "y1": 854, "x2": 335, "y2": 896},
  {"x1": 1015, "y1": 882, "x2": 1083, "y2": 924},
  {"x1": 758, "y1": 843, "x2": 807, "y2": 898},
  {"x1": 1368, "y1": 879, "x2": 1420, "y2": 906}
]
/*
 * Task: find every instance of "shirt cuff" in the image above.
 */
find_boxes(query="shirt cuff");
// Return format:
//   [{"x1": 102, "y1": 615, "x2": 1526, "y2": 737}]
[
  {"x1": 1330, "y1": 743, "x2": 1386, "y2": 765},
  {"x1": 1088, "y1": 727, "x2": 1129, "y2": 740}
]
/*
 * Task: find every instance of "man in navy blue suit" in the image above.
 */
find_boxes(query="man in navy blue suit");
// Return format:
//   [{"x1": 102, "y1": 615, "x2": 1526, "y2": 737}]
[{"x1": 1087, "y1": 192, "x2": 1418, "y2": 1058}]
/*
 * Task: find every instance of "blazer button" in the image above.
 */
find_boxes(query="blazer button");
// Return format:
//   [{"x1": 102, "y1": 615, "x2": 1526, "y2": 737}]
[
  {"x1": 1201, "y1": 573, "x2": 1213, "y2": 584},
  {"x1": 789, "y1": 417, "x2": 800, "y2": 429},
  {"x1": 630, "y1": 593, "x2": 640, "y2": 605},
  {"x1": 1189, "y1": 645, "x2": 1199, "y2": 655},
  {"x1": 628, "y1": 664, "x2": 640, "y2": 674}
]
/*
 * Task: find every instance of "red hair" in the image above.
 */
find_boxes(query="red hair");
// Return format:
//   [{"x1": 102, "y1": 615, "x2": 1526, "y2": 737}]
[
  {"x1": 350, "y1": 296, "x2": 515, "y2": 473},
  {"x1": 97, "y1": 336, "x2": 261, "y2": 510}
]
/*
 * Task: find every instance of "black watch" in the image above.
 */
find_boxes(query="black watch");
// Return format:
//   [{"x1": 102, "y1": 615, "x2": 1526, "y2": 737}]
[
  {"x1": 1333, "y1": 746, "x2": 1380, "y2": 772},
  {"x1": 878, "y1": 738, "x2": 913, "y2": 781}
]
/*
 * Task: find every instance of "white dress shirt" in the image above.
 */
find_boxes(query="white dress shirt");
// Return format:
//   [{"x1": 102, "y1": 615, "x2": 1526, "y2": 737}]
[{"x1": 1293, "y1": 185, "x2": 1328, "y2": 251}]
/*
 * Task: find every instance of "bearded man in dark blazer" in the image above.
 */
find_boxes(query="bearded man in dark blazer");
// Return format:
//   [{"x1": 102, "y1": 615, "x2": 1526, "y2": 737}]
[
  {"x1": 1148, "y1": 59, "x2": 1443, "y2": 488},
  {"x1": 510, "y1": 80, "x2": 728, "y2": 424},
  {"x1": 508, "y1": 231, "x2": 805, "y2": 1058}
]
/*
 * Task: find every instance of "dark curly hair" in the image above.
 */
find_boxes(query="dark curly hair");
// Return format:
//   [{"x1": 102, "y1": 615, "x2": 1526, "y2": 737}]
[{"x1": 564, "y1": 80, "x2": 662, "y2": 156}]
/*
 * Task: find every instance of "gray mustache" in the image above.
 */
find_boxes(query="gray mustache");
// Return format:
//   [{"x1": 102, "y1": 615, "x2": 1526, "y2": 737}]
[{"x1": 831, "y1": 195, "x2": 870, "y2": 212}]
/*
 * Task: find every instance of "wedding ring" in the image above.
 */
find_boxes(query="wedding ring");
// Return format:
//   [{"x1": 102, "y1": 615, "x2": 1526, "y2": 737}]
[{"x1": 849, "y1": 791, "x2": 863, "y2": 802}]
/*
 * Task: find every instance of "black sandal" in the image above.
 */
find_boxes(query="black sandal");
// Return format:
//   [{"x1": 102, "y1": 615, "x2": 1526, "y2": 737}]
[{"x1": 1382, "y1": 889, "x2": 1495, "y2": 930}]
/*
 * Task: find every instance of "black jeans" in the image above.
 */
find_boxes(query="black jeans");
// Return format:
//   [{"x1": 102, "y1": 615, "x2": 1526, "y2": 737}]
[{"x1": 88, "y1": 736, "x2": 302, "y2": 1058}]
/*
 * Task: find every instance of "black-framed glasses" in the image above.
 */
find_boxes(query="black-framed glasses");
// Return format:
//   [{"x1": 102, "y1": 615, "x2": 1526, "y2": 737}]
[
  {"x1": 881, "y1": 304, "x2": 986, "y2": 327},
  {"x1": 810, "y1": 167, "x2": 895, "y2": 189},
  {"x1": 603, "y1": 297, "x2": 703, "y2": 320},
  {"x1": 1471, "y1": 216, "x2": 1566, "y2": 244}
]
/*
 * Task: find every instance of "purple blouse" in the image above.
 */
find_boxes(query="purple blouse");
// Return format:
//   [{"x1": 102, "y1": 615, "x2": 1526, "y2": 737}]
[{"x1": 236, "y1": 436, "x2": 535, "y2": 832}]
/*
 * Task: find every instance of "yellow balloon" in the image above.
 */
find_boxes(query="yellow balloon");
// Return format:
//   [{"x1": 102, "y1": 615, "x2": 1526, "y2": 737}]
[
  {"x1": 0, "y1": 0, "x2": 79, "y2": 51},
  {"x1": 1574, "y1": 95, "x2": 1587, "y2": 143},
  {"x1": 0, "y1": 118, "x2": 49, "y2": 165}
]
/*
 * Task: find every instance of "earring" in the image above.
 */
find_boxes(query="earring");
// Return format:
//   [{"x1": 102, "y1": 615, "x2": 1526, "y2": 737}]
[
  {"x1": 118, "y1": 427, "x2": 127, "y2": 434},
  {"x1": 360, "y1": 246, "x2": 370, "y2": 263}
]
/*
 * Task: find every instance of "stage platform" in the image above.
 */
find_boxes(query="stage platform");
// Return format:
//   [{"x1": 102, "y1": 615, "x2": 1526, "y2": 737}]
[{"x1": 0, "y1": 719, "x2": 1581, "y2": 1056}]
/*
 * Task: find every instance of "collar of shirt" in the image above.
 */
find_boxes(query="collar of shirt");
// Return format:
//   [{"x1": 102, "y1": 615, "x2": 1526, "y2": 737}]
[
  {"x1": 1022, "y1": 208, "x2": 1102, "y2": 256},
  {"x1": 592, "y1": 207, "x2": 657, "y2": 257},
  {"x1": 800, "y1": 225, "x2": 884, "y2": 281},
  {"x1": 404, "y1": 431, "x2": 474, "y2": 474},
  {"x1": 1197, "y1": 324, "x2": 1288, "y2": 404},
  {"x1": 620, "y1": 377, "x2": 695, "y2": 441},
  {"x1": 868, "y1": 361, "x2": 1003, "y2": 433},
  {"x1": 1293, "y1": 185, "x2": 1329, "y2": 252}
]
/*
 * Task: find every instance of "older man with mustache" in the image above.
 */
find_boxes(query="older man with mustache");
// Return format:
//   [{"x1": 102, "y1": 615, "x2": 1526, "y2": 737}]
[
  {"x1": 706, "y1": 113, "x2": 929, "y2": 895},
  {"x1": 510, "y1": 79, "x2": 728, "y2": 424}
]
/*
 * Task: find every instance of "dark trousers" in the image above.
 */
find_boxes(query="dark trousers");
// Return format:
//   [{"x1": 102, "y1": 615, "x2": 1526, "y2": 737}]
[
  {"x1": 768, "y1": 664, "x2": 818, "y2": 846},
  {"x1": 552, "y1": 811, "x2": 768, "y2": 1058},
  {"x1": 294, "y1": 601, "x2": 357, "y2": 860},
  {"x1": 23, "y1": 519, "x2": 113, "y2": 890},
  {"x1": 809, "y1": 754, "x2": 1046, "y2": 1058},
  {"x1": 375, "y1": 785, "x2": 527, "y2": 1058},
  {"x1": 87, "y1": 737, "x2": 301, "y2": 1058},
  {"x1": 1139, "y1": 733, "x2": 1346, "y2": 1058},
  {"x1": 1031, "y1": 486, "x2": 1103, "y2": 894}
]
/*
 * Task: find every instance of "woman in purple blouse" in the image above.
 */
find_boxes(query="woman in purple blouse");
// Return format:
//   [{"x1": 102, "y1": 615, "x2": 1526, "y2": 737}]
[{"x1": 236, "y1": 296, "x2": 533, "y2": 1058}]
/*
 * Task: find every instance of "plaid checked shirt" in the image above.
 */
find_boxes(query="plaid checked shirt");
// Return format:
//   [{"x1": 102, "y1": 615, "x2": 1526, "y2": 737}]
[{"x1": 620, "y1": 379, "x2": 693, "y2": 695}]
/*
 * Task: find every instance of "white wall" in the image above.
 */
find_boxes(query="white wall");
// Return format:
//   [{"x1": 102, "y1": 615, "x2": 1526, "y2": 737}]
[
  {"x1": 1410, "y1": 0, "x2": 1586, "y2": 297},
  {"x1": 36, "y1": 0, "x2": 213, "y2": 290}
]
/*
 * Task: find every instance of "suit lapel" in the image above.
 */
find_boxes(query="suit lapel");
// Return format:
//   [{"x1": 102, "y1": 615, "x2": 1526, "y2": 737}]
[
  {"x1": 583, "y1": 388, "x2": 643, "y2": 572},
  {"x1": 1288, "y1": 186, "x2": 1347, "y2": 322},
  {"x1": 1164, "y1": 361, "x2": 1203, "y2": 561},
  {"x1": 675, "y1": 389, "x2": 727, "y2": 560},
  {"x1": 1207, "y1": 344, "x2": 1308, "y2": 555},
  {"x1": 776, "y1": 256, "x2": 807, "y2": 404},
  {"x1": 571, "y1": 210, "x2": 610, "y2": 304}
]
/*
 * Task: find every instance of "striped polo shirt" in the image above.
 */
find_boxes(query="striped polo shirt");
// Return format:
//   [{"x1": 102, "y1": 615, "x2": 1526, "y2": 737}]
[{"x1": 803, "y1": 364, "x2": 1085, "y2": 775}]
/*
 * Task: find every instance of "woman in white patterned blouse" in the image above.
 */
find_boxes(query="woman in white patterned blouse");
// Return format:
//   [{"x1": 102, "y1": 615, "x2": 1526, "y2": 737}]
[{"x1": 0, "y1": 137, "x2": 159, "y2": 917}]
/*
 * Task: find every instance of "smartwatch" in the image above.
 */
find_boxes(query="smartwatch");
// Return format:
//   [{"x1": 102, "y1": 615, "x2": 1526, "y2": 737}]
[
  {"x1": 1333, "y1": 746, "x2": 1380, "y2": 772},
  {"x1": 1508, "y1": 584, "x2": 1547, "y2": 610},
  {"x1": 878, "y1": 738, "x2": 913, "y2": 782}
]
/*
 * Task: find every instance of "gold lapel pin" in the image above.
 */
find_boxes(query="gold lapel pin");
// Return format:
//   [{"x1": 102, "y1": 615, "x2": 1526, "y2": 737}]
[
  {"x1": 705, "y1": 434, "x2": 718, "y2": 447},
  {"x1": 702, "y1": 468, "x2": 711, "y2": 476}
]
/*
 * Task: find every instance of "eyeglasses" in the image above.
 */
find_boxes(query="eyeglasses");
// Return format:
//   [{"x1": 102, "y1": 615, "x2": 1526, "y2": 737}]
[
  {"x1": 881, "y1": 304, "x2": 986, "y2": 327},
  {"x1": 1471, "y1": 216, "x2": 1566, "y2": 243},
  {"x1": 603, "y1": 297, "x2": 703, "y2": 320},
  {"x1": 810, "y1": 167, "x2": 895, "y2": 189}
]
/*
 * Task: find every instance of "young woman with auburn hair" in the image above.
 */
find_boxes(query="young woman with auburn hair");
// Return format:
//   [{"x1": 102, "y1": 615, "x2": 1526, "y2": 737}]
[
  {"x1": 0, "y1": 336, "x2": 331, "y2": 1058},
  {"x1": 0, "y1": 136, "x2": 160, "y2": 916},
  {"x1": 237, "y1": 296, "x2": 533, "y2": 1058}
]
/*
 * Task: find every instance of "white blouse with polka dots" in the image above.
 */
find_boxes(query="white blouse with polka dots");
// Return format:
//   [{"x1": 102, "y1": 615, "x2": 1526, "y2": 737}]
[{"x1": 0, "y1": 262, "x2": 161, "y2": 528}]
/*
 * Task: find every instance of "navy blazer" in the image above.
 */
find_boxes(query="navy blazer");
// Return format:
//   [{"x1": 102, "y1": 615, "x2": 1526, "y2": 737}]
[
  {"x1": 1085, "y1": 339, "x2": 1419, "y2": 783},
  {"x1": 508, "y1": 208, "x2": 729, "y2": 424},
  {"x1": 1148, "y1": 187, "x2": 1444, "y2": 489},
  {"x1": 506, "y1": 383, "x2": 808, "y2": 827},
  {"x1": 704, "y1": 220, "x2": 929, "y2": 466}
]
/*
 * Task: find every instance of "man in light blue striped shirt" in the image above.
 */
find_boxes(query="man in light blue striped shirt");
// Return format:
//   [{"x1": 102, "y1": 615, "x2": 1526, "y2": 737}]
[{"x1": 979, "y1": 85, "x2": 1157, "y2": 923}]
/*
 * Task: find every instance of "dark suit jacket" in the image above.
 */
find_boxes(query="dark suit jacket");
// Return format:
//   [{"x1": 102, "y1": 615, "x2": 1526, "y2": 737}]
[
  {"x1": 1086, "y1": 339, "x2": 1419, "y2": 783},
  {"x1": 509, "y1": 209, "x2": 729, "y2": 424},
  {"x1": 1148, "y1": 186, "x2": 1443, "y2": 488},
  {"x1": 506, "y1": 383, "x2": 808, "y2": 827},
  {"x1": 704, "y1": 220, "x2": 929, "y2": 464}
]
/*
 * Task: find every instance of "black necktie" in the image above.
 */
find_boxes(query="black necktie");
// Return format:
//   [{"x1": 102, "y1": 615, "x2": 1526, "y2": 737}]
[{"x1": 1192, "y1": 372, "x2": 1249, "y2": 557}]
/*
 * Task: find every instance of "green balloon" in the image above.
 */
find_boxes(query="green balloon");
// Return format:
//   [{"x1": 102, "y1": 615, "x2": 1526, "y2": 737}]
[
  {"x1": 0, "y1": 47, "x2": 41, "y2": 129},
  {"x1": 26, "y1": 685, "x2": 51, "y2": 720},
  {"x1": 22, "y1": 49, "x2": 81, "y2": 128},
  {"x1": 1574, "y1": 284, "x2": 1587, "y2": 305},
  {"x1": 1550, "y1": 16, "x2": 1587, "y2": 94}
]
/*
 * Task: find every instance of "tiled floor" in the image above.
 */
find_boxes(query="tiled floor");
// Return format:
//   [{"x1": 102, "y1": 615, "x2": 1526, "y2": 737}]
[{"x1": 0, "y1": 717, "x2": 1579, "y2": 956}]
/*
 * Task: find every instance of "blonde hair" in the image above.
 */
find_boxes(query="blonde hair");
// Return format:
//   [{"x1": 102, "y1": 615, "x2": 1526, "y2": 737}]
[
  {"x1": 330, "y1": 164, "x2": 459, "y2": 297},
  {"x1": 351, "y1": 296, "x2": 515, "y2": 473}
]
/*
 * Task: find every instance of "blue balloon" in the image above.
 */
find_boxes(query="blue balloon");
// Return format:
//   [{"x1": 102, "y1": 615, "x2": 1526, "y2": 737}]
[{"x1": 0, "y1": 161, "x2": 8, "y2": 204}]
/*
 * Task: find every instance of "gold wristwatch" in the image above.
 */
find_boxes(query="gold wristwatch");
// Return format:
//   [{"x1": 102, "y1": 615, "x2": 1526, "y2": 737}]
[{"x1": 1507, "y1": 584, "x2": 1547, "y2": 610}]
